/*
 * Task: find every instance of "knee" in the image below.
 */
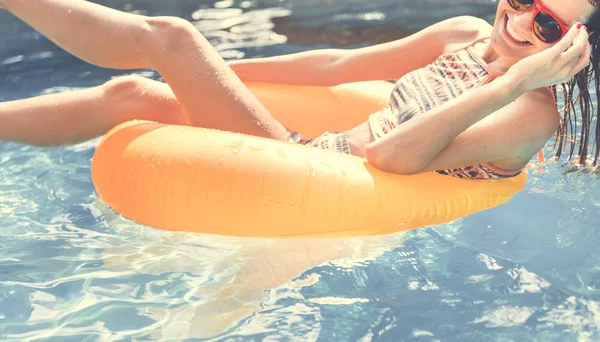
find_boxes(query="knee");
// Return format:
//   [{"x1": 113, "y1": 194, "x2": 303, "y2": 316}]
[
  {"x1": 145, "y1": 16, "x2": 201, "y2": 53},
  {"x1": 102, "y1": 75, "x2": 151, "y2": 102},
  {"x1": 101, "y1": 75, "x2": 184, "y2": 124}
]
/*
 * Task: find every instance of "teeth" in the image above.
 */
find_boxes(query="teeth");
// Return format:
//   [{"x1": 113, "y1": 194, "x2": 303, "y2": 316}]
[{"x1": 506, "y1": 17, "x2": 529, "y2": 43}]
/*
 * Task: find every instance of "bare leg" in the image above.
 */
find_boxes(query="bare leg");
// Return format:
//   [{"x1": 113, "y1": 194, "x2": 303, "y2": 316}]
[
  {"x1": 0, "y1": 76, "x2": 186, "y2": 146},
  {"x1": 0, "y1": 0, "x2": 289, "y2": 140}
]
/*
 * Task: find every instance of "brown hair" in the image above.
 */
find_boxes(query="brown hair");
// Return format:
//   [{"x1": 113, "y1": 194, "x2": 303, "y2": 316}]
[{"x1": 552, "y1": 1, "x2": 600, "y2": 171}]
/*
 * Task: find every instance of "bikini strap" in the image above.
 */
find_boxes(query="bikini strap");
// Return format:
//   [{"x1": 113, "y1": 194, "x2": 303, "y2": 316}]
[
  {"x1": 445, "y1": 36, "x2": 491, "y2": 55},
  {"x1": 543, "y1": 86, "x2": 557, "y2": 103},
  {"x1": 469, "y1": 37, "x2": 491, "y2": 48}
]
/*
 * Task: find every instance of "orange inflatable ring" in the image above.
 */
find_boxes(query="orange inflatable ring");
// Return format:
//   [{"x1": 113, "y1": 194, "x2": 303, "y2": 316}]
[{"x1": 91, "y1": 81, "x2": 526, "y2": 238}]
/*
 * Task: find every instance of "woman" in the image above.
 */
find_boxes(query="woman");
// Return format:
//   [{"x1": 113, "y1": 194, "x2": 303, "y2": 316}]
[{"x1": 0, "y1": 0, "x2": 596, "y2": 180}]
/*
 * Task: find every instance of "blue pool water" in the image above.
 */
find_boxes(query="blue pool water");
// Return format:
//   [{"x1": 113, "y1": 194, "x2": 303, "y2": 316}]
[{"x1": 1, "y1": 1, "x2": 600, "y2": 340}]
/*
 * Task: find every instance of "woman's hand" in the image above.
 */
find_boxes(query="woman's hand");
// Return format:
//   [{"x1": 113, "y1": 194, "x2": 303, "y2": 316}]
[{"x1": 506, "y1": 22, "x2": 591, "y2": 93}]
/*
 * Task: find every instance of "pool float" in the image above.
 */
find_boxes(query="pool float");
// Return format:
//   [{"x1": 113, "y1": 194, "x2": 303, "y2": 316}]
[{"x1": 91, "y1": 81, "x2": 527, "y2": 238}]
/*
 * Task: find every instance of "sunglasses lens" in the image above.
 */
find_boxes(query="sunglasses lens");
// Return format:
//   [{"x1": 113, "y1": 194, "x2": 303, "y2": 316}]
[
  {"x1": 508, "y1": 0, "x2": 534, "y2": 10},
  {"x1": 534, "y1": 12, "x2": 563, "y2": 43}
]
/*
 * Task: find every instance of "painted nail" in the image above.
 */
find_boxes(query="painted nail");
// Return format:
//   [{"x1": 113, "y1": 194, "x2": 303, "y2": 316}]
[
  {"x1": 577, "y1": 23, "x2": 582, "y2": 29},
  {"x1": 583, "y1": 25, "x2": 588, "y2": 31}
]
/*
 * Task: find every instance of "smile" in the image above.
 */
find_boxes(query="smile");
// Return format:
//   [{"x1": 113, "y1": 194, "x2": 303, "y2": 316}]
[{"x1": 503, "y1": 14, "x2": 532, "y2": 46}]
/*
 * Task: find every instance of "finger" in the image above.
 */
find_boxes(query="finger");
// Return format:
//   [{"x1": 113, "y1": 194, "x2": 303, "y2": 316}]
[
  {"x1": 570, "y1": 39, "x2": 592, "y2": 75},
  {"x1": 563, "y1": 28, "x2": 590, "y2": 61},
  {"x1": 554, "y1": 22, "x2": 583, "y2": 52}
]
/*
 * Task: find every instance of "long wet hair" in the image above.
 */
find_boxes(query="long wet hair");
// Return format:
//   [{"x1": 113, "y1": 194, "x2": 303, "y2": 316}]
[{"x1": 552, "y1": 1, "x2": 600, "y2": 170}]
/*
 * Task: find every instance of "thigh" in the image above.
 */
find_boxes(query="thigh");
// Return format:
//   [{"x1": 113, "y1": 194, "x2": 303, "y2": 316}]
[{"x1": 146, "y1": 17, "x2": 289, "y2": 140}]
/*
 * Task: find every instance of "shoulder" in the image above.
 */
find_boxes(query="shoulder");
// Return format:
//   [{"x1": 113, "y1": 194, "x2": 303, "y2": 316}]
[
  {"x1": 434, "y1": 15, "x2": 491, "y2": 32},
  {"x1": 507, "y1": 87, "x2": 560, "y2": 157},
  {"x1": 518, "y1": 88, "x2": 560, "y2": 128},
  {"x1": 430, "y1": 16, "x2": 493, "y2": 53},
  {"x1": 522, "y1": 87, "x2": 560, "y2": 129}
]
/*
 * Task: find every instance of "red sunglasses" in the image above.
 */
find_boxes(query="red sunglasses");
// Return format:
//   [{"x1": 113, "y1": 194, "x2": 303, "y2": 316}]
[{"x1": 507, "y1": 0, "x2": 568, "y2": 43}]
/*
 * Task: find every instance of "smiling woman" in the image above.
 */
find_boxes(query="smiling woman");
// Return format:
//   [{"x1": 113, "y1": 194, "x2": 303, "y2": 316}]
[{"x1": 487, "y1": 0, "x2": 600, "y2": 168}]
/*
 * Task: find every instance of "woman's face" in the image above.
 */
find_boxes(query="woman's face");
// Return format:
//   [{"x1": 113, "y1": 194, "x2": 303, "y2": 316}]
[{"x1": 490, "y1": 0, "x2": 595, "y2": 58}]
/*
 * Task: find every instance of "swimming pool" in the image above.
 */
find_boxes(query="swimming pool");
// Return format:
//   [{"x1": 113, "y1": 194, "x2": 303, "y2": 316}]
[{"x1": 1, "y1": 0, "x2": 599, "y2": 340}]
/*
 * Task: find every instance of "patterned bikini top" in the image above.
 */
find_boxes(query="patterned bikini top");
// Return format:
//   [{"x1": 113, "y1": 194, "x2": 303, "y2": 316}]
[{"x1": 368, "y1": 37, "x2": 553, "y2": 180}]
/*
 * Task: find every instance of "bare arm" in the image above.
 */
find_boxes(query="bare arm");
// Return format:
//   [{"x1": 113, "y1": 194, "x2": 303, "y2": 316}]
[
  {"x1": 229, "y1": 16, "x2": 483, "y2": 86},
  {"x1": 364, "y1": 77, "x2": 559, "y2": 175},
  {"x1": 228, "y1": 49, "x2": 348, "y2": 86}
]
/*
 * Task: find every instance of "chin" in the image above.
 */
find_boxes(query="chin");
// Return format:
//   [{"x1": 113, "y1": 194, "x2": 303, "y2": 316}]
[{"x1": 489, "y1": 36, "x2": 517, "y2": 57}]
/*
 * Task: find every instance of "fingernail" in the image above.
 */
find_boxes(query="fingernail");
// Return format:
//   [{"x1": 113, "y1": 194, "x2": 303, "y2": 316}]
[
  {"x1": 583, "y1": 25, "x2": 588, "y2": 31},
  {"x1": 577, "y1": 23, "x2": 582, "y2": 29}
]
